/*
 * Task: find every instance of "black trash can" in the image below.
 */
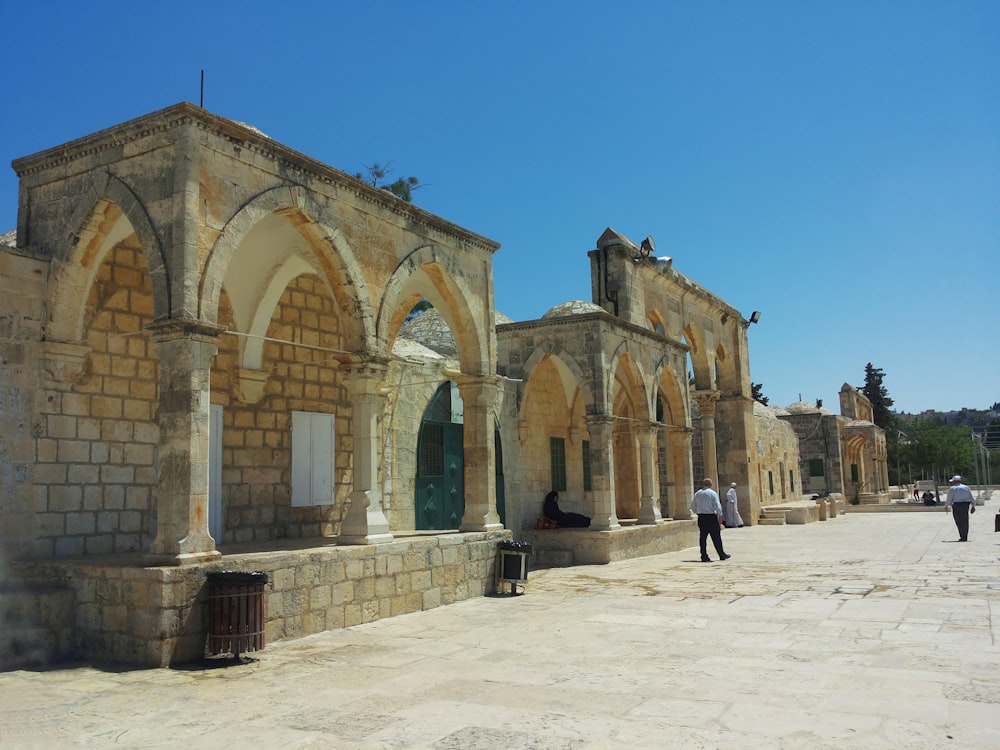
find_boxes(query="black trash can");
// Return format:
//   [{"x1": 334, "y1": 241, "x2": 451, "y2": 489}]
[
  {"x1": 496, "y1": 540, "x2": 532, "y2": 595},
  {"x1": 206, "y1": 571, "x2": 269, "y2": 658}
]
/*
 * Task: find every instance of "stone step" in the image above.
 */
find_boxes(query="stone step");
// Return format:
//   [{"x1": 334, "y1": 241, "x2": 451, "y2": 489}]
[{"x1": 758, "y1": 516, "x2": 786, "y2": 526}]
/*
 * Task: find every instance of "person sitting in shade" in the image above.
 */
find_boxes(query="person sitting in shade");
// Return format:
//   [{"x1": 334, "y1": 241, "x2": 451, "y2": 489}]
[{"x1": 542, "y1": 491, "x2": 591, "y2": 528}]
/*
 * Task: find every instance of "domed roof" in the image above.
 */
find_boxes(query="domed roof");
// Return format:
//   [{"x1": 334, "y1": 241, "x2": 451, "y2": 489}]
[
  {"x1": 397, "y1": 309, "x2": 514, "y2": 356},
  {"x1": 390, "y1": 336, "x2": 444, "y2": 360},
  {"x1": 785, "y1": 401, "x2": 832, "y2": 415},
  {"x1": 541, "y1": 300, "x2": 604, "y2": 319},
  {"x1": 398, "y1": 309, "x2": 456, "y2": 356},
  {"x1": 495, "y1": 311, "x2": 513, "y2": 326}
]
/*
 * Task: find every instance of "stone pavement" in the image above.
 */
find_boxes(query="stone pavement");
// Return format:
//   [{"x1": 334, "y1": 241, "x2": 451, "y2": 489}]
[{"x1": 2, "y1": 495, "x2": 999, "y2": 750}]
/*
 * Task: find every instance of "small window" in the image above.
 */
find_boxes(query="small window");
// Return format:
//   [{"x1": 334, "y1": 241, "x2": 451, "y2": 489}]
[
  {"x1": 851, "y1": 464, "x2": 859, "y2": 483},
  {"x1": 789, "y1": 470, "x2": 795, "y2": 493},
  {"x1": 808, "y1": 458, "x2": 824, "y2": 477},
  {"x1": 291, "y1": 411, "x2": 336, "y2": 506},
  {"x1": 550, "y1": 437, "x2": 567, "y2": 492},
  {"x1": 768, "y1": 470, "x2": 774, "y2": 495},
  {"x1": 582, "y1": 439, "x2": 592, "y2": 492}
]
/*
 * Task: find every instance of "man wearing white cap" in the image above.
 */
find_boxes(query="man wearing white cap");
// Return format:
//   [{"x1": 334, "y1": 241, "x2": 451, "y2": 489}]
[
  {"x1": 945, "y1": 475, "x2": 975, "y2": 542},
  {"x1": 724, "y1": 482, "x2": 744, "y2": 528}
]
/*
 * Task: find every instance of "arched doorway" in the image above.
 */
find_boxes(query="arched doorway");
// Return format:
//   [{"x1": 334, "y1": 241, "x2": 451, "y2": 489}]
[
  {"x1": 414, "y1": 381, "x2": 506, "y2": 530},
  {"x1": 415, "y1": 382, "x2": 465, "y2": 530}
]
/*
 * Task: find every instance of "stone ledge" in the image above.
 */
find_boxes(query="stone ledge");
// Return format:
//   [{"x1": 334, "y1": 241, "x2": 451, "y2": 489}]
[{"x1": 520, "y1": 520, "x2": 698, "y2": 566}]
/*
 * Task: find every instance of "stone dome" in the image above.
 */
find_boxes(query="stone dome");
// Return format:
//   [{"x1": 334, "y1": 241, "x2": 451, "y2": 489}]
[
  {"x1": 397, "y1": 309, "x2": 514, "y2": 356},
  {"x1": 785, "y1": 401, "x2": 832, "y2": 415},
  {"x1": 541, "y1": 300, "x2": 604, "y2": 319},
  {"x1": 398, "y1": 309, "x2": 456, "y2": 356}
]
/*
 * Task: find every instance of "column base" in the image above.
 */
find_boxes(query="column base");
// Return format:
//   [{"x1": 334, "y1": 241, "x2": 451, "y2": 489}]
[
  {"x1": 637, "y1": 495, "x2": 662, "y2": 524},
  {"x1": 144, "y1": 549, "x2": 222, "y2": 567}
]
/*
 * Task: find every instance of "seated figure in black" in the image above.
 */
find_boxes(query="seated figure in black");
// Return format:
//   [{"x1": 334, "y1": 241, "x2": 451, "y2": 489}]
[{"x1": 542, "y1": 490, "x2": 591, "y2": 528}]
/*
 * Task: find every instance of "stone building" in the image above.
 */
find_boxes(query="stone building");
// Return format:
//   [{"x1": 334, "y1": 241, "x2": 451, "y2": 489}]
[
  {"x1": 1, "y1": 103, "x2": 508, "y2": 667},
  {"x1": 1, "y1": 103, "x2": 814, "y2": 668},
  {"x1": 779, "y1": 385, "x2": 889, "y2": 504}
]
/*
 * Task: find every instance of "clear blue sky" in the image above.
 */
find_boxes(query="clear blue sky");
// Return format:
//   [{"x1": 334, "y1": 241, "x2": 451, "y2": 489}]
[{"x1": 2, "y1": 1, "x2": 997, "y2": 414}]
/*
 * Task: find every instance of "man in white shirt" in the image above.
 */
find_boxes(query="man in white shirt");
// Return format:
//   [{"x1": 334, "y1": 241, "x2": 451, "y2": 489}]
[
  {"x1": 690, "y1": 478, "x2": 730, "y2": 563},
  {"x1": 945, "y1": 475, "x2": 975, "y2": 542}
]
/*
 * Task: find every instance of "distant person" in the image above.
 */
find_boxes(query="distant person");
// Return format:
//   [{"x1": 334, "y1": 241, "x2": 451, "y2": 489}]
[
  {"x1": 542, "y1": 490, "x2": 591, "y2": 528},
  {"x1": 913, "y1": 483, "x2": 920, "y2": 502},
  {"x1": 690, "y1": 478, "x2": 730, "y2": 563},
  {"x1": 945, "y1": 475, "x2": 975, "y2": 541},
  {"x1": 922, "y1": 491, "x2": 937, "y2": 506},
  {"x1": 724, "y1": 482, "x2": 745, "y2": 528}
]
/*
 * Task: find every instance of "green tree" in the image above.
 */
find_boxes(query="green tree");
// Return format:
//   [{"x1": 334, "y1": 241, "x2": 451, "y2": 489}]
[
  {"x1": 897, "y1": 417, "x2": 976, "y2": 482},
  {"x1": 355, "y1": 162, "x2": 423, "y2": 202},
  {"x1": 859, "y1": 363, "x2": 894, "y2": 429},
  {"x1": 751, "y1": 382, "x2": 769, "y2": 405}
]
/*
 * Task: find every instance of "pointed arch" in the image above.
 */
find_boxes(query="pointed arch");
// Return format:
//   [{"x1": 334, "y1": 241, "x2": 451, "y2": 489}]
[
  {"x1": 46, "y1": 173, "x2": 168, "y2": 344},
  {"x1": 520, "y1": 343, "x2": 594, "y2": 416},
  {"x1": 377, "y1": 245, "x2": 488, "y2": 374},
  {"x1": 607, "y1": 342, "x2": 651, "y2": 422},
  {"x1": 201, "y1": 184, "x2": 374, "y2": 353},
  {"x1": 654, "y1": 356, "x2": 689, "y2": 427}
]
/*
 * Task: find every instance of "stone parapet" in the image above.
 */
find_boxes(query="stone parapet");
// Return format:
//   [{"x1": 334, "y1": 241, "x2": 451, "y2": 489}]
[
  {"x1": 520, "y1": 520, "x2": 698, "y2": 566},
  {"x1": 9, "y1": 530, "x2": 509, "y2": 668}
]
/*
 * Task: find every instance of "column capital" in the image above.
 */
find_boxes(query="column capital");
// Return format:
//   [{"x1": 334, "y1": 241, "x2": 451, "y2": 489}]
[
  {"x1": 340, "y1": 355, "x2": 390, "y2": 395},
  {"x1": 146, "y1": 317, "x2": 225, "y2": 343},
  {"x1": 693, "y1": 389, "x2": 721, "y2": 414}
]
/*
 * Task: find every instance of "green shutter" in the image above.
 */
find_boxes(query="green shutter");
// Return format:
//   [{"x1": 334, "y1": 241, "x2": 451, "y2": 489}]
[
  {"x1": 550, "y1": 437, "x2": 567, "y2": 492},
  {"x1": 582, "y1": 439, "x2": 592, "y2": 492}
]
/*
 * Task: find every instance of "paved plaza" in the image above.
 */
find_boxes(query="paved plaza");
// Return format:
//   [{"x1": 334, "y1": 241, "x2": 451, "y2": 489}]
[{"x1": 2, "y1": 495, "x2": 999, "y2": 749}]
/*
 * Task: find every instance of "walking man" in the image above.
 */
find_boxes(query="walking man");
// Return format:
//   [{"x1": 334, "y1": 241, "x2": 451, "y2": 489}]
[
  {"x1": 945, "y1": 475, "x2": 975, "y2": 541},
  {"x1": 691, "y1": 478, "x2": 730, "y2": 562}
]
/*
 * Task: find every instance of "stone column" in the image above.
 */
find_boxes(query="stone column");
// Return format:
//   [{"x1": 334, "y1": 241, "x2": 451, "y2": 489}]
[
  {"x1": 339, "y1": 359, "x2": 393, "y2": 545},
  {"x1": 637, "y1": 423, "x2": 661, "y2": 524},
  {"x1": 669, "y1": 426, "x2": 695, "y2": 520},
  {"x1": 454, "y1": 374, "x2": 503, "y2": 531},
  {"x1": 584, "y1": 415, "x2": 620, "y2": 530},
  {"x1": 693, "y1": 390, "x2": 721, "y2": 485},
  {"x1": 147, "y1": 319, "x2": 222, "y2": 565}
]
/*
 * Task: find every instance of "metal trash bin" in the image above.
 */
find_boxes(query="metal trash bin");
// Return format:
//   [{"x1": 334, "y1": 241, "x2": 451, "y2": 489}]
[
  {"x1": 206, "y1": 571, "x2": 268, "y2": 658},
  {"x1": 496, "y1": 540, "x2": 532, "y2": 595}
]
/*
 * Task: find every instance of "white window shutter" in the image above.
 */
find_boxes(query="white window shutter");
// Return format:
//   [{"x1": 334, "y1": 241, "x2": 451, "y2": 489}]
[{"x1": 292, "y1": 411, "x2": 335, "y2": 507}]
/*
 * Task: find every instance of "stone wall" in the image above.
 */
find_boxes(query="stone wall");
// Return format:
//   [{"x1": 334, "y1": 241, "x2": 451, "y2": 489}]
[{"x1": 11, "y1": 531, "x2": 508, "y2": 667}]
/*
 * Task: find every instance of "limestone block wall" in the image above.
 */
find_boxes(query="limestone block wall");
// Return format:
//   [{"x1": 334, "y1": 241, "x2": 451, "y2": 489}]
[
  {"x1": 515, "y1": 358, "x2": 590, "y2": 526},
  {"x1": 34, "y1": 241, "x2": 160, "y2": 558},
  {"x1": 0, "y1": 249, "x2": 48, "y2": 568},
  {"x1": 11, "y1": 531, "x2": 507, "y2": 667},
  {"x1": 211, "y1": 276, "x2": 349, "y2": 543},
  {"x1": 752, "y1": 403, "x2": 803, "y2": 517}
]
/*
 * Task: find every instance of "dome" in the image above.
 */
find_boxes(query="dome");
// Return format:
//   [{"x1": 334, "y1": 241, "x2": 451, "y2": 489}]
[
  {"x1": 495, "y1": 311, "x2": 513, "y2": 326},
  {"x1": 785, "y1": 401, "x2": 821, "y2": 414},
  {"x1": 785, "y1": 401, "x2": 832, "y2": 415},
  {"x1": 398, "y1": 309, "x2": 456, "y2": 356},
  {"x1": 541, "y1": 300, "x2": 604, "y2": 319}
]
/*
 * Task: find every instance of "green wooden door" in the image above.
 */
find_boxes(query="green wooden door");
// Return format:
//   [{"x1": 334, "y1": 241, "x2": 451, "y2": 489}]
[{"x1": 416, "y1": 421, "x2": 464, "y2": 530}]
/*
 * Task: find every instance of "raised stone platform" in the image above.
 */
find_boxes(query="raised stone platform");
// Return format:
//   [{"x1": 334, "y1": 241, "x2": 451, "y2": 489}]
[
  {"x1": 761, "y1": 494, "x2": 845, "y2": 525},
  {"x1": 519, "y1": 519, "x2": 699, "y2": 566},
  {"x1": 8, "y1": 530, "x2": 509, "y2": 668}
]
